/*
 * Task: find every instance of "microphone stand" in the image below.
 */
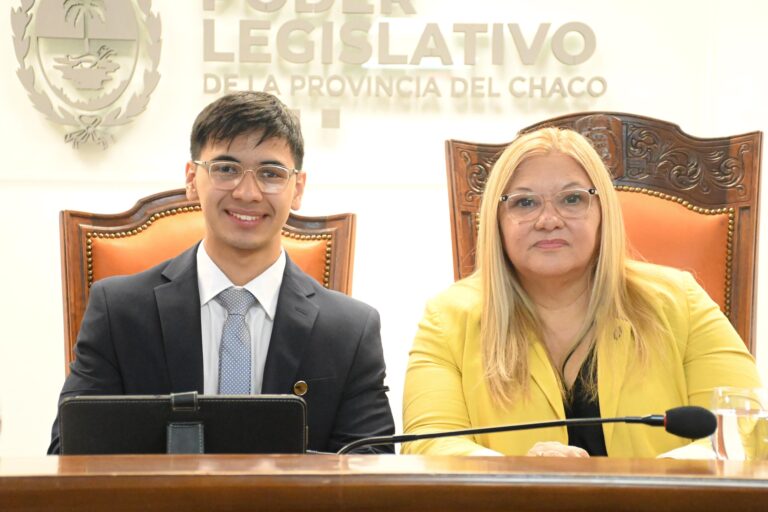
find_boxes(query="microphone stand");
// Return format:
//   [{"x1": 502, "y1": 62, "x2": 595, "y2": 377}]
[{"x1": 337, "y1": 415, "x2": 663, "y2": 454}]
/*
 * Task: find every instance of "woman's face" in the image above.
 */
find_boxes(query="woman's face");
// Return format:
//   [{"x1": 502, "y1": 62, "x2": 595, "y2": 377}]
[{"x1": 499, "y1": 152, "x2": 601, "y2": 286}]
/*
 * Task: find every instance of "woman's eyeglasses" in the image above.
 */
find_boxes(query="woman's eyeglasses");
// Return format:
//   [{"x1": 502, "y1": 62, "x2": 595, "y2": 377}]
[{"x1": 499, "y1": 188, "x2": 599, "y2": 221}]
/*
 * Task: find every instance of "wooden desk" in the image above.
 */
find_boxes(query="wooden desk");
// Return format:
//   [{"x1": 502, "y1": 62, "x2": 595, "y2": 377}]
[{"x1": 2, "y1": 455, "x2": 768, "y2": 511}]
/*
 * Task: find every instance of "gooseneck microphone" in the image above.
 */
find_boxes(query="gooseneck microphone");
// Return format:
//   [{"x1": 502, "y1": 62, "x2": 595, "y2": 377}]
[{"x1": 337, "y1": 405, "x2": 716, "y2": 455}]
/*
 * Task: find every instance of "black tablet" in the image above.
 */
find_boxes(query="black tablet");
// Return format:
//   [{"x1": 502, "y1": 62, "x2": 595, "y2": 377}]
[{"x1": 59, "y1": 392, "x2": 307, "y2": 455}]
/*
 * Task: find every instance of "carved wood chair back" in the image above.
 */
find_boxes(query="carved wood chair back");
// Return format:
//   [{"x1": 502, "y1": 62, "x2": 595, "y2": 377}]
[
  {"x1": 446, "y1": 113, "x2": 762, "y2": 351},
  {"x1": 60, "y1": 188, "x2": 356, "y2": 372}
]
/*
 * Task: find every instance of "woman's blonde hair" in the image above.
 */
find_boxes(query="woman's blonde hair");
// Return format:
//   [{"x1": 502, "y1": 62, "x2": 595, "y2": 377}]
[{"x1": 475, "y1": 127, "x2": 663, "y2": 403}]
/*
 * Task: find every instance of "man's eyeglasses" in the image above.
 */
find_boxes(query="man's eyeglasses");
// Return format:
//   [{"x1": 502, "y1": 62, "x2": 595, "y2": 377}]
[
  {"x1": 499, "y1": 188, "x2": 599, "y2": 221},
  {"x1": 192, "y1": 160, "x2": 300, "y2": 193}
]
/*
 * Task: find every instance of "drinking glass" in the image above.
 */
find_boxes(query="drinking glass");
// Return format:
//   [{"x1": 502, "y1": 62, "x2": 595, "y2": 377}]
[{"x1": 711, "y1": 387, "x2": 768, "y2": 461}]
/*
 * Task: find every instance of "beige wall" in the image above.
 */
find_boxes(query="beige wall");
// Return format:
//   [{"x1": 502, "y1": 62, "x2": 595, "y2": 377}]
[{"x1": 1, "y1": 0, "x2": 766, "y2": 455}]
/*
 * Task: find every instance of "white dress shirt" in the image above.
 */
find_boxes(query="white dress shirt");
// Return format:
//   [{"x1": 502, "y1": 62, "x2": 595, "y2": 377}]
[{"x1": 196, "y1": 244, "x2": 285, "y2": 394}]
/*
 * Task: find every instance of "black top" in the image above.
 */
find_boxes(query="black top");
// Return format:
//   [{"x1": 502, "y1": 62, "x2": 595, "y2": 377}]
[{"x1": 563, "y1": 351, "x2": 608, "y2": 456}]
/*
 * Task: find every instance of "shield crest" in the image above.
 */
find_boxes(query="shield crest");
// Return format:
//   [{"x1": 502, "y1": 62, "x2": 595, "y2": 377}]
[{"x1": 12, "y1": 0, "x2": 161, "y2": 149}]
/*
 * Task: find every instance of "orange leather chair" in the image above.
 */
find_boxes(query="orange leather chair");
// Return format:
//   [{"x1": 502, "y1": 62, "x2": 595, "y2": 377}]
[
  {"x1": 445, "y1": 112, "x2": 762, "y2": 352},
  {"x1": 60, "y1": 188, "x2": 356, "y2": 373}
]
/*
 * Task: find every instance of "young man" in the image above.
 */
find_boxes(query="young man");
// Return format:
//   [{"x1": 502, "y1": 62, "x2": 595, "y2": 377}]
[{"x1": 48, "y1": 92, "x2": 395, "y2": 454}]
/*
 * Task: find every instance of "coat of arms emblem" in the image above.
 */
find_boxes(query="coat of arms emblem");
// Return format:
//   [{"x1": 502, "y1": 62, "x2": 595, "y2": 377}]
[{"x1": 11, "y1": 0, "x2": 161, "y2": 149}]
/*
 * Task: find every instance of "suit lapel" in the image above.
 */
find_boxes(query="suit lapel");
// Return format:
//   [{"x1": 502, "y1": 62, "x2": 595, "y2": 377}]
[
  {"x1": 530, "y1": 339, "x2": 565, "y2": 418},
  {"x1": 597, "y1": 320, "x2": 632, "y2": 450},
  {"x1": 155, "y1": 245, "x2": 204, "y2": 393},
  {"x1": 262, "y1": 258, "x2": 319, "y2": 394}
]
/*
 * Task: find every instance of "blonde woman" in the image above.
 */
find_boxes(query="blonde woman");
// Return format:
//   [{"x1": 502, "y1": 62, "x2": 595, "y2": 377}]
[{"x1": 402, "y1": 127, "x2": 759, "y2": 457}]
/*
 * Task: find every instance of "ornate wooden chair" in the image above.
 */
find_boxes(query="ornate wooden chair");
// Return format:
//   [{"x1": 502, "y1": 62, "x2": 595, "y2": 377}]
[
  {"x1": 446, "y1": 113, "x2": 762, "y2": 352},
  {"x1": 60, "y1": 188, "x2": 356, "y2": 372}
]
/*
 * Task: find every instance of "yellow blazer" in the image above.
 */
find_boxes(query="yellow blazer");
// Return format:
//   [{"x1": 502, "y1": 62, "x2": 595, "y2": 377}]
[{"x1": 402, "y1": 263, "x2": 760, "y2": 457}]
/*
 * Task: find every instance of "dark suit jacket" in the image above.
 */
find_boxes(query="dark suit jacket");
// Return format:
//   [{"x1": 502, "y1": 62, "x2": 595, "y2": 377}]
[{"x1": 48, "y1": 245, "x2": 395, "y2": 454}]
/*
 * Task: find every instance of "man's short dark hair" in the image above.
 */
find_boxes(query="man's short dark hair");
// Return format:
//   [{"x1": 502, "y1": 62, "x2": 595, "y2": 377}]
[{"x1": 190, "y1": 91, "x2": 304, "y2": 169}]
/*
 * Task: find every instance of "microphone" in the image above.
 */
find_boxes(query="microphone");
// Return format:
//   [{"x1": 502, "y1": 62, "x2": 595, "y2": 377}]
[{"x1": 337, "y1": 405, "x2": 716, "y2": 454}]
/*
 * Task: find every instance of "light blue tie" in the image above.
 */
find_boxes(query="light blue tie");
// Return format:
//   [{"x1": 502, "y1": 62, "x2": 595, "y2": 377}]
[{"x1": 215, "y1": 287, "x2": 256, "y2": 395}]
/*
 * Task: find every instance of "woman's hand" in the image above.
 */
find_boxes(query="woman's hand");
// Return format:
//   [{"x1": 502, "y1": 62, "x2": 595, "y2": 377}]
[{"x1": 526, "y1": 441, "x2": 590, "y2": 457}]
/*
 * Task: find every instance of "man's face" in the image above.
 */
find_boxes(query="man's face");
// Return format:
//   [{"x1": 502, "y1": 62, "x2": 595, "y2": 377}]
[{"x1": 185, "y1": 131, "x2": 305, "y2": 264}]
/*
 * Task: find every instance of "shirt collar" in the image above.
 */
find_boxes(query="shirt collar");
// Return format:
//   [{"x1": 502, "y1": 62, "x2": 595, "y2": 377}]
[{"x1": 196, "y1": 243, "x2": 285, "y2": 320}]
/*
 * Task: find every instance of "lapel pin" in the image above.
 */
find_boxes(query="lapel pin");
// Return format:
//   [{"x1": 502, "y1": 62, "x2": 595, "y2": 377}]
[{"x1": 293, "y1": 380, "x2": 308, "y2": 396}]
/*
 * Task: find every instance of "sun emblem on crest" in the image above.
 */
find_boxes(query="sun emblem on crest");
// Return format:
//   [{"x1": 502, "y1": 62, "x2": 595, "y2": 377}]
[{"x1": 11, "y1": 0, "x2": 161, "y2": 149}]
